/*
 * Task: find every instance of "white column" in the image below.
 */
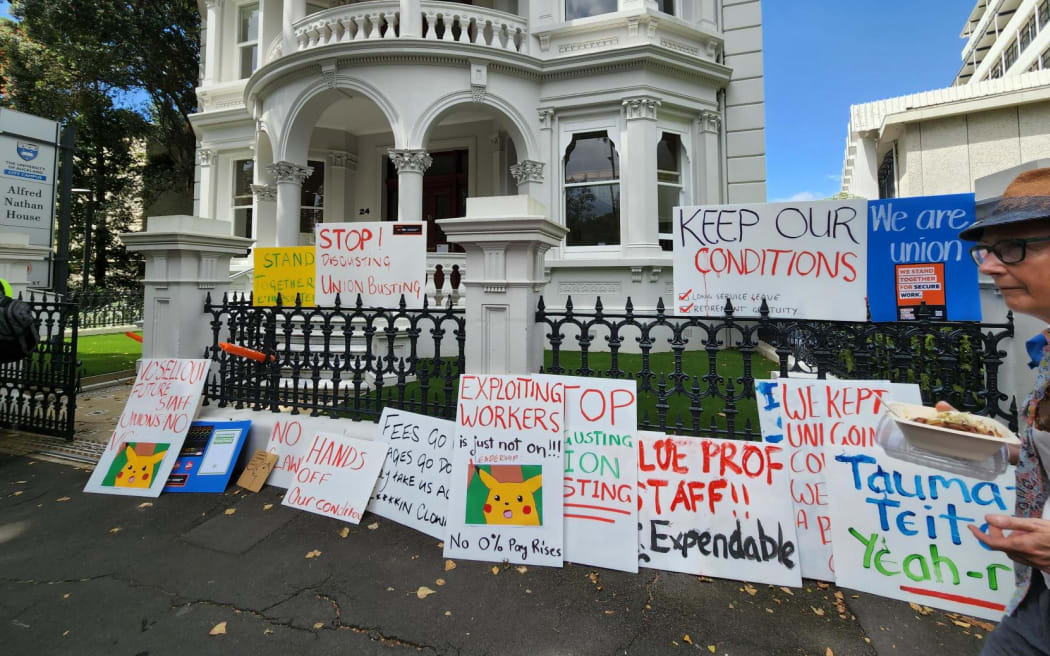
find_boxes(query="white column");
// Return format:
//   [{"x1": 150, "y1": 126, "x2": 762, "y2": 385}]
[
  {"x1": 696, "y1": 110, "x2": 722, "y2": 204},
  {"x1": 250, "y1": 184, "x2": 277, "y2": 247},
  {"x1": 283, "y1": 0, "x2": 306, "y2": 55},
  {"x1": 203, "y1": 0, "x2": 225, "y2": 84},
  {"x1": 325, "y1": 151, "x2": 353, "y2": 222},
  {"x1": 438, "y1": 195, "x2": 568, "y2": 374},
  {"x1": 388, "y1": 149, "x2": 432, "y2": 221},
  {"x1": 122, "y1": 216, "x2": 252, "y2": 359},
  {"x1": 0, "y1": 232, "x2": 50, "y2": 298},
  {"x1": 510, "y1": 160, "x2": 545, "y2": 202},
  {"x1": 399, "y1": 0, "x2": 422, "y2": 37},
  {"x1": 851, "y1": 132, "x2": 881, "y2": 200},
  {"x1": 622, "y1": 96, "x2": 662, "y2": 258},
  {"x1": 197, "y1": 148, "x2": 217, "y2": 219},
  {"x1": 260, "y1": 0, "x2": 282, "y2": 64},
  {"x1": 267, "y1": 161, "x2": 313, "y2": 246}
]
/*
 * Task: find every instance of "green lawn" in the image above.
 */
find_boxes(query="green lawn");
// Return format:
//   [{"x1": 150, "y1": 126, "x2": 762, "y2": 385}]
[{"x1": 77, "y1": 332, "x2": 142, "y2": 378}]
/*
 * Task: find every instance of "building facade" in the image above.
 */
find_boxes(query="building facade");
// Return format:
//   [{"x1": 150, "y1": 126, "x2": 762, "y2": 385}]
[{"x1": 190, "y1": 0, "x2": 766, "y2": 308}]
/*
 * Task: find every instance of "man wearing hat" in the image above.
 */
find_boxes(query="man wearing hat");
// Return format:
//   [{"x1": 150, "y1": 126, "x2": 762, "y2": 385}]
[{"x1": 956, "y1": 167, "x2": 1050, "y2": 654}]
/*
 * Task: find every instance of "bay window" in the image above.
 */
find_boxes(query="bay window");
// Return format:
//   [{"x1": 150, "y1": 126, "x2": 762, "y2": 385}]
[
  {"x1": 564, "y1": 132, "x2": 620, "y2": 247},
  {"x1": 238, "y1": 3, "x2": 259, "y2": 79}
]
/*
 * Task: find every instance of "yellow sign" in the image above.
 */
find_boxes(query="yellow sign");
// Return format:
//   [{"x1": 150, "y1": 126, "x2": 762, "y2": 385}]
[{"x1": 253, "y1": 246, "x2": 315, "y2": 306}]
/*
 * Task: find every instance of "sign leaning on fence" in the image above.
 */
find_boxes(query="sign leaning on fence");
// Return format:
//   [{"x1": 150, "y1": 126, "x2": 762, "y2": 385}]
[
  {"x1": 314, "y1": 221, "x2": 426, "y2": 308},
  {"x1": 672, "y1": 199, "x2": 869, "y2": 320},
  {"x1": 282, "y1": 432, "x2": 388, "y2": 524},
  {"x1": 85, "y1": 359, "x2": 210, "y2": 497},
  {"x1": 253, "y1": 246, "x2": 315, "y2": 306}
]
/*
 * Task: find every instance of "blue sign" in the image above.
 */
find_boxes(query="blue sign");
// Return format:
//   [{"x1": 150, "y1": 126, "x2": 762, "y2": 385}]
[
  {"x1": 163, "y1": 420, "x2": 251, "y2": 493},
  {"x1": 867, "y1": 194, "x2": 981, "y2": 322},
  {"x1": 16, "y1": 141, "x2": 38, "y2": 161}
]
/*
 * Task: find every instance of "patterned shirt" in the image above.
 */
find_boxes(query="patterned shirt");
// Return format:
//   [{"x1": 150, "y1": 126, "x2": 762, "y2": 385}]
[{"x1": 1006, "y1": 333, "x2": 1050, "y2": 615}]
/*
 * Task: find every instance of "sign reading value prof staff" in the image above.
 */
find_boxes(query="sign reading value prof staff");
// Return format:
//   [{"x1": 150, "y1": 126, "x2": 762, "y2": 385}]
[
  {"x1": 0, "y1": 108, "x2": 60, "y2": 288},
  {"x1": 314, "y1": 222, "x2": 426, "y2": 308},
  {"x1": 672, "y1": 200, "x2": 869, "y2": 321}
]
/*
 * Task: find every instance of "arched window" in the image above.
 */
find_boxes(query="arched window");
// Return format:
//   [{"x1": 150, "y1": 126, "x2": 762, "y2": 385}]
[
  {"x1": 564, "y1": 132, "x2": 620, "y2": 246},
  {"x1": 657, "y1": 132, "x2": 683, "y2": 249},
  {"x1": 566, "y1": 0, "x2": 617, "y2": 20}
]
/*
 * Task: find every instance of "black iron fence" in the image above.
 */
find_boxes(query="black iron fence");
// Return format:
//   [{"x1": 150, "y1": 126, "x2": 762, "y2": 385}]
[
  {"x1": 71, "y1": 285, "x2": 144, "y2": 329},
  {"x1": 537, "y1": 296, "x2": 1016, "y2": 441},
  {"x1": 0, "y1": 294, "x2": 80, "y2": 440},
  {"x1": 202, "y1": 292, "x2": 466, "y2": 421}
]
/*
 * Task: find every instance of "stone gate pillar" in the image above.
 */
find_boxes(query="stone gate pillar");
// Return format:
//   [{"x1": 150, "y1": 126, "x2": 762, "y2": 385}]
[
  {"x1": 438, "y1": 196, "x2": 567, "y2": 374},
  {"x1": 0, "y1": 232, "x2": 50, "y2": 298}
]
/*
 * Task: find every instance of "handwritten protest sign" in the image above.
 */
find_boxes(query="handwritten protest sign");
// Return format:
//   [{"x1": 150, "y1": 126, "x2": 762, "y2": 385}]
[
  {"x1": 282, "y1": 432, "x2": 388, "y2": 523},
  {"x1": 444, "y1": 375, "x2": 565, "y2": 567},
  {"x1": 867, "y1": 194, "x2": 980, "y2": 321},
  {"x1": 84, "y1": 359, "x2": 210, "y2": 497},
  {"x1": 543, "y1": 375, "x2": 638, "y2": 573},
  {"x1": 263, "y1": 415, "x2": 362, "y2": 489},
  {"x1": 824, "y1": 428, "x2": 1015, "y2": 619},
  {"x1": 314, "y1": 221, "x2": 426, "y2": 308},
  {"x1": 636, "y1": 432, "x2": 801, "y2": 586},
  {"x1": 756, "y1": 379, "x2": 923, "y2": 581},
  {"x1": 253, "y1": 246, "x2": 315, "y2": 306},
  {"x1": 672, "y1": 200, "x2": 868, "y2": 320},
  {"x1": 367, "y1": 408, "x2": 455, "y2": 540}
]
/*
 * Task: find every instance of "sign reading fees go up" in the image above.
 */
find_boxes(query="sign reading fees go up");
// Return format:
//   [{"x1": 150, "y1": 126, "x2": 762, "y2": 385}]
[
  {"x1": 673, "y1": 200, "x2": 869, "y2": 321},
  {"x1": 315, "y1": 222, "x2": 427, "y2": 308}
]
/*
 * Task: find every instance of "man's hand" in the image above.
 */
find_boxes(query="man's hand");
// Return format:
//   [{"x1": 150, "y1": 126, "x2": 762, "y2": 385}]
[{"x1": 968, "y1": 515, "x2": 1050, "y2": 572}]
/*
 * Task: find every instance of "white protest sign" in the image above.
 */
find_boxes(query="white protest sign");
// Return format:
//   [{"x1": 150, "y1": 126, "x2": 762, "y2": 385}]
[
  {"x1": 84, "y1": 359, "x2": 210, "y2": 497},
  {"x1": 824, "y1": 430, "x2": 1016, "y2": 620},
  {"x1": 755, "y1": 379, "x2": 922, "y2": 582},
  {"x1": 444, "y1": 375, "x2": 565, "y2": 567},
  {"x1": 546, "y1": 375, "x2": 638, "y2": 573},
  {"x1": 672, "y1": 200, "x2": 868, "y2": 320},
  {"x1": 367, "y1": 408, "x2": 455, "y2": 539},
  {"x1": 637, "y1": 432, "x2": 801, "y2": 586},
  {"x1": 263, "y1": 414, "x2": 363, "y2": 489},
  {"x1": 282, "y1": 432, "x2": 388, "y2": 524},
  {"x1": 315, "y1": 221, "x2": 426, "y2": 307}
]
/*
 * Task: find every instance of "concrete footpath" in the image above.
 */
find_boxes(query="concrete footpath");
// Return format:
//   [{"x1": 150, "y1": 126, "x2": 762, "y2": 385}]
[{"x1": 0, "y1": 387, "x2": 996, "y2": 655}]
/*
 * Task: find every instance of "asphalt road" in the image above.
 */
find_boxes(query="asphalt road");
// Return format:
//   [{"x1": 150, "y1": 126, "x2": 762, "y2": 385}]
[{"x1": 0, "y1": 454, "x2": 991, "y2": 655}]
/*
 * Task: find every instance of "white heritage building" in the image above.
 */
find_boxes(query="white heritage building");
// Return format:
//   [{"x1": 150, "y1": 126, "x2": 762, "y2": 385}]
[{"x1": 190, "y1": 0, "x2": 765, "y2": 308}]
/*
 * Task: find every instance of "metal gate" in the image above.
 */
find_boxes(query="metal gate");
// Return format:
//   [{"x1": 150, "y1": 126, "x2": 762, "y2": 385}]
[{"x1": 0, "y1": 294, "x2": 80, "y2": 440}]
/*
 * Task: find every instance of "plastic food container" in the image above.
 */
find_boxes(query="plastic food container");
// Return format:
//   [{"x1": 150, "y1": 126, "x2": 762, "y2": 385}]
[{"x1": 883, "y1": 402, "x2": 1019, "y2": 462}]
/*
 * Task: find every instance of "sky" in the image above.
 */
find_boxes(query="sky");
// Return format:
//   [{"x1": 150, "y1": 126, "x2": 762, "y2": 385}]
[{"x1": 0, "y1": 0, "x2": 973, "y2": 202}]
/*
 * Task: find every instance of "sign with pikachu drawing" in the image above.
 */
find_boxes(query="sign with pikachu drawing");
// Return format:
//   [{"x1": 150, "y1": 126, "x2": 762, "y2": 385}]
[
  {"x1": 85, "y1": 359, "x2": 211, "y2": 497},
  {"x1": 444, "y1": 375, "x2": 566, "y2": 567}
]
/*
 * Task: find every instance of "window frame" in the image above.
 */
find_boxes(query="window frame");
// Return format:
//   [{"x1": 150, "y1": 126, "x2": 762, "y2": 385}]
[
  {"x1": 1040, "y1": 0, "x2": 1050, "y2": 29},
  {"x1": 564, "y1": 0, "x2": 618, "y2": 21},
  {"x1": 236, "y1": 2, "x2": 260, "y2": 80},
  {"x1": 231, "y1": 157, "x2": 255, "y2": 239},
  {"x1": 656, "y1": 131, "x2": 684, "y2": 248},
  {"x1": 562, "y1": 129, "x2": 622, "y2": 248},
  {"x1": 298, "y1": 158, "x2": 325, "y2": 235}
]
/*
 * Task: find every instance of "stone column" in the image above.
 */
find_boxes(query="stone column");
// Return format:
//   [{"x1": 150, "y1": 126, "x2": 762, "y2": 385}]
[
  {"x1": 325, "y1": 150, "x2": 354, "y2": 222},
  {"x1": 388, "y1": 149, "x2": 432, "y2": 221},
  {"x1": 622, "y1": 96, "x2": 663, "y2": 258},
  {"x1": 203, "y1": 0, "x2": 225, "y2": 84},
  {"x1": 438, "y1": 195, "x2": 568, "y2": 374},
  {"x1": 0, "y1": 232, "x2": 51, "y2": 298},
  {"x1": 510, "y1": 160, "x2": 545, "y2": 202},
  {"x1": 399, "y1": 0, "x2": 422, "y2": 37},
  {"x1": 851, "y1": 132, "x2": 881, "y2": 200},
  {"x1": 121, "y1": 216, "x2": 252, "y2": 360},
  {"x1": 282, "y1": 0, "x2": 306, "y2": 55},
  {"x1": 250, "y1": 183, "x2": 277, "y2": 247},
  {"x1": 267, "y1": 161, "x2": 313, "y2": 246},
  {"x1": 196, "y1": 148, "x2": 217, "y2": 219},
  {"x1": 696, "y1": 109, "x2": 722, "y2": 204}
]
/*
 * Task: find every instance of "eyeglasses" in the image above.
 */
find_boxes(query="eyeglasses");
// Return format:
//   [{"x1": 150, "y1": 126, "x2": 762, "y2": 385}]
[{"x1": 970, "y1": 236, "x2": 1050, "y2": 265}]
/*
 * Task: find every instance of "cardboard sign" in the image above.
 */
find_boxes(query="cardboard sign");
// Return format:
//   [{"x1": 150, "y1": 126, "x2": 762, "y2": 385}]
[
  {"x1": 672, "y1": 200, "x2": 869, "y2": 320},
  {"x1": 314, "y1": 221, "x2": 426, "y2": 308},
  {"x1": 163, "y1": 420, "x2": 251, "y2": 493},
  {"x1": 444, "y1": 375, "x2": 565, "y2": 567},
  {"x1": 84, "y1": 359, "x2": 210, "y2": 497},
  {"x1": 237, "y1": 450, "x2": 279, "y2": 493},
  {"x1": 636, "y1": 432, "x2": 802, "y2": 586},
  {"x1": 253, "y1": 246, "x2": 315, "y2": 306},
  {"x1": 755, "y1": 379, "x2": 923, "y2": 581},
  {"x1": 367, "y1": 408, "x2": 455, "y2": 540},
  {"x1": 281, "y1": 432, "x2": 388, "y2": 524},
  {"x1": 824, "y1": 433, "x2": 1015, "y2": 620},
  {"x1": 546, "y1": 375, "x2": 639, "y2": 573},
  {"x1": 867, "y1": 194, "x2": 980, "y2": 322},
  {"x1": 262, "y1": 415, "x2": 362, "y2": 489}
]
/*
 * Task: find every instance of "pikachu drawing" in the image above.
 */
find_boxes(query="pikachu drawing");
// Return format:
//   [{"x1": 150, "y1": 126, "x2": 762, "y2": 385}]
[
  {"x1": 478, "y1": 469, "x2": 542, "y2": 526},
  {"x1": 113, "y1": 445, "x2": 167, "y2": 489}
]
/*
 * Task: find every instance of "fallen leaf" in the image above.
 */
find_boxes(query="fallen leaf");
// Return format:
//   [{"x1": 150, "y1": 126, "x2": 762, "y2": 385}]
[
  {"x1": 971, "y1": 619, "x2": 996, "y2": 632},
  {"x1": 743, "y1": 583, "x2": 757, "y2": 596},
  {"x1": 444, "y1": 611, "x2": 452, "y2": 616},
  {"x1": 386, "y1": 587, "x2": 395, "y2": 591},
  {"x1": 224, "y1": 508, "x2": 237, "y2": 516},
  {"x1": 305, "y1": 550, "x2": 322, "y2": 559},
  {"x1": 708, "y1": 647, "x2": 717, "y2": 654},
  {"x1": 339, "y1": 527, "x2": 349, "y2": 538},
  {"x1": 209, "y1": 622, "x2": 227, "y2": 636},
  {"x1": 416, "y1": 586, "x2": 436, "y2": 599},
  {"x1": 444, "y1": 559, "x2": 457, "y2": 572},
  {"x1": 588, "y1": 572, "x2": 599, "y2": 583},
  {"x1": 138, "y1": 502, "x2": 153, "y2": 508},
  {"x1": 604, "y1": 610, "x2": 615, "y2": 615},
  {"x1": 313, "y1": 622, "x2": 324, "y2": 629},
  {"x1": 13, "y1": 491, "x2": 23, "y2": 496},
  {"x1": 435, "y1": 578, "x2": 446, "y2": 586},
  {"x1": 515, "y1": 566, "x2": 527, "y2": 575},
  {"x1": 367, "y1": 522, "x2": 379, "y2": 530},
  {"x1": 766, "y1": 608, "x2": 775, "y2": 614},
  {"x1": 817, "y1": 582, "x2": 830, "y2": 589},
  {"x1": 264, "y1": 628, "x2": 273, "y2": 635},
  {"x1": 109, "y1": 527, "x2": 121, "y2": 534},
  {"x1": 953, "y1": 620, "x2": 971, "y2": 629},
  {"x1": 525, "y1": 589, "x2": 532, "y2": 594},
  {"x1": 63, "y1": 593, "x2": 71, "y2": 599},
  {"x1": 437, "y1": 541, "x2": 444, "y2": 548},
  {"x1": 825, "y1": 649, "x2": 834, "y2": 656},
  {"x1": 263, "y1": 504, "x2": 273, "y2": 511},
  {"x1": 491, "y1": 566, "x2": 500, "y2": 575},
  {"x1": 56, "y1": 496, "x2": 71, "y2": 502},
  {"x1": 62, "y1": 630, "x2": 69, "y2": 637},
  {"x1": 812, "y1": 606, "x2": 825, "y2": 617},
  {"x1": 682, "y1": 634, "x2": 693, "y2": 645},
  {"x1": 779, "y1": 586, "x2": 794, "y2": 596}
]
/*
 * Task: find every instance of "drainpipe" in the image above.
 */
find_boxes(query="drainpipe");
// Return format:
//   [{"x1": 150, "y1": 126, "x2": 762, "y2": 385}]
[{"x1": 718, "y1": 88, "x2": 728, "y2": 202}]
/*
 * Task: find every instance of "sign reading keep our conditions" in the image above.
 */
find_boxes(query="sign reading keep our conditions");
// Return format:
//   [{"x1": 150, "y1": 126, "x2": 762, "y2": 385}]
[
  {"x1": 315, "y1": 222, "x2": 426, "y2": 308},
  {"x1": 672, "y1": 200, "x2": 869, "y2": 321}
]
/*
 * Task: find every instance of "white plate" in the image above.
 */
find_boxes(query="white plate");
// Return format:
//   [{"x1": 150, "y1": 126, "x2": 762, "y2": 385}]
[{"x1": 884, "y1": 402, "x2": 1020, "y2": 461}]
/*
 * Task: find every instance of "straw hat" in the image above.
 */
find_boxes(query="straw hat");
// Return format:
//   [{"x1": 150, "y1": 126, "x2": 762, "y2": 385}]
[{"x1": 959, "y1": 167, "x2": 1050, "y2": 241}]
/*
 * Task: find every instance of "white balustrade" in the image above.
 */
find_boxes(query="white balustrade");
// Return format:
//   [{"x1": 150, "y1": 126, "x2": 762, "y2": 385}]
[
  {"x1": 420, "y1": 1, "x2": 527, "y2": 52},
  {"x1": 295, "y1": 1, "x2": 401, "y2": 50}
]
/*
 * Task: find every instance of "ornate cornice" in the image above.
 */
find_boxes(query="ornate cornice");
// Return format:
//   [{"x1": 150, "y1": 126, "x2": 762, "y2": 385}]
[
  {"x1": 510, "y1": 160, "x2": 545, "y2": 185},
  {"x1": 622, "y1": 96, "x2": 661, "y2": 121},
  {"x1": 388, "y1": 149, "x2": 432, "y2": 175},
  {"x1": 327, "y1": 150, "x2": 357, "y2": 170},
  {"x1": 698, "y1": 109, "x2": 722, "y2": 134},
  {"x1": 197, "y1": 148, "x2": 216, "y2": 168},
  {"x1": 250, "y1": 184, "x2": 277, "y2": 201},
  {"x1": 267, "y1": 161, "x2": 314, "y2": 185}
]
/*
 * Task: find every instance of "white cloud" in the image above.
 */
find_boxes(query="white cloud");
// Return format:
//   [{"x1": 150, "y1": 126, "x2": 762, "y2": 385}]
[{"x1": 773, "y1": 191, "x2": 822, "y2": 202}]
